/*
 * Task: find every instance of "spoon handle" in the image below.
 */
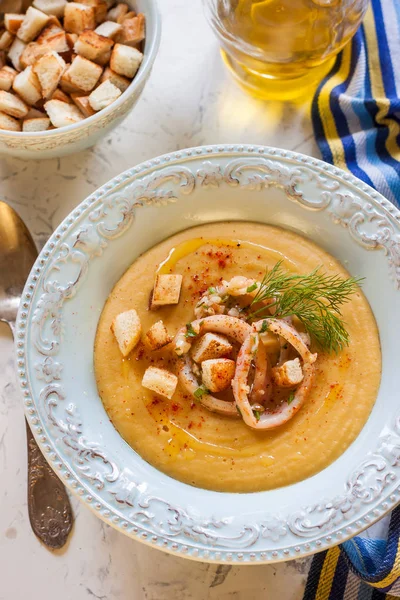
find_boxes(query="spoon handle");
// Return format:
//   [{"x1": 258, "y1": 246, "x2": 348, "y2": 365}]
[{"x1": 26, "y1": 420, "x2": 73, "y2": 548}]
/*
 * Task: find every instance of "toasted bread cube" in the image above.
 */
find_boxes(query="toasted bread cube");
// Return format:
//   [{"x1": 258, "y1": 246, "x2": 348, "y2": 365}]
[
  {"x1": 22, "y1": 116, "x2": 50, "y2": 131},
  {"x1": 74, "y1": 30, "x2": 113, "y2": 65},
  {"x1": 17, "y1": 7, "x2": 49, "y2": 43},
  {"x1": 201, "y1": 358, "x2": 236, "y2": 393},
  {"x1": 36, "y1": 24, "x2": 69, "y2": 53},
  {"x1": 32, "y1": 0, "x2": 67, "y2": 18},
  {"x1": 107, "y1": 3, "x2": 128, "y2": 21},
  {"x1": 88, "y1": 79, "x2": 120, "y2": 110},
  {"x1": 100, "y1": 66, "x2": 130, "y2": 92},
  {"x1": 142, "y1": 366, "x2": 177, "y2": 400},
  {"x1": 25, "y1": 106, "x2": 46, "y2": 118},
  {"x1": 117, "y1": 13, "x2": 145, "y2": 47},
  {"x1": 64, "y1": 2, "x2": 96, "y2": 33},
  {"x1": 33, "y1": 51, "x2": 66, "y2": 99},
  {"x1": 121, "y1": 11, "x2": 136, "y2": 22},
  {"x1": 66, "y1": 32, "x2": 78, "y2": 48},
  {"x1": 44, "y1": 98, "x2": 84, "y2": 127},
  {"x1": 8, "y1": 37, "x2": 26, "y2": 70},
  {"x1": 70, "y1": 93, "x2": 94, "y2": 116},
  {"x1": 61, "y1": 55, "x2": 102, "y2": 93},
  {"x1": 0, "y1": 111, "x2": 21, "y2": 131},
  {"x1": 20, "y1": 43, "x2": 48, "y2": 68},
  {"x1": 110, "y1": 308, "x2": 141, "y2": 357},
  {"x1": 0, "y1": 66, "x2": 17, "y2": 91},
  {"x1": 4, "y1": 14, "x2": 24, "y2": 35},
  {"x1": 190, "y1": 333, "x2": 233, "y2": 364},
  {"x1": 95, "y1": 20, "x2": 121, "y2": 39},
  {"x1": 151, "y1": 274, "x2": 182, "y2": 308},
  {"x1": 110, "y1": 43, "x2": 142, "y2": 78},
  {"x1": 0, "y1": 30, "x2": 15, "y2": 51},
  {"x1": 0, "y1": 90, "x2": 28, "y2": 117},
  {"x1": 78, "y1": 0, "x2": 107, "y2": 24},
  {"x1": 145, "y1": 320, "x2": 172, "y2": 351},
  {"x1": 50, "y1": 87, "x2": 71, "y2": 102},
  {"x1": 12, "y1": 66, "x2": 41, "y2": 105},
  {"x1": 272, "y1": 357, "x2": 304, "y2": 387}
]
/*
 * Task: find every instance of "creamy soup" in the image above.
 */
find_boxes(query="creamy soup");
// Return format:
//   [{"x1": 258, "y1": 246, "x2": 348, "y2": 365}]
[{"x1": 94, "y1": 222, "x2": 381, "y2": 493}]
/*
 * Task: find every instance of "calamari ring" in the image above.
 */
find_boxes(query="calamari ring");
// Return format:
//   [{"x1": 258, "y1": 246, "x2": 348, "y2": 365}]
[
  {"x1": 232, "y1": 319, "x2": 317, "y2": 430},
  {"x1": 175, "y1": 315, "x2": 256, "y2": 416}
]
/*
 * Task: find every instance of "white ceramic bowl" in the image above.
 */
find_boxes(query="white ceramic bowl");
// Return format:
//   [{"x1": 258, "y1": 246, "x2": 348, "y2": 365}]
[
  {"x1": 16, "y1": 145, "x2": 400, "y2": 563},
  {"x1": 0, "y1": 0, "x2": 161, "y2": 160}
]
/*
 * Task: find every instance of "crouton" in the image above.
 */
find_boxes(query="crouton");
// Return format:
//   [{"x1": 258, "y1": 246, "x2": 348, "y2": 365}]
[
  {"x1": 201, "y1": 358, "x2": 236, "y2": 393},
  {"x1": 74, "y1": 29, "x2": 113, "y2": 65},
  {"x1": 50, "y1": 87, "x2": 71, "y2": 102},
  {"x1": 88, "y1": 78, "x2": 120, "y2": 110},
  {"x1": 191, "y1": 333, "x2": 233, "y2": 364},
  {"x1": 142, "y1": 366, "x2": 177, "y2": 400},
  {"x1": 145, "y1": 320, "x2": 172, "y2": 351},
  {"x1": 36, "y1": 24, "x2": 69, "y2": 53},
  {"x1": 107, "y1": 3, "x2": 128, "y2": 22},
  {"x1": 8, "y1": 37, "x2": 26, "y2": 70},
  {"x1": 272, "y1": 357, "x2": 304, "y2": 387},
  {"x1": 95, "y1": 20, "x2": 121, "y2": 39},
  {"x1": 17, "y1": 7, "x2": 49, "y2": 43},
  {"x1": 22, "y1": 116, "x2": 50, "y2": 131},
  {"x1": 151, "y1": 274, "x2": 182, "y2": 309},
  {"x1": 110, "y1": 43, "x2": 142, "y2": 78},
  {"x1": 33, "y1": 51, "x2": 66, "y2": 98},
  {"x1": 4, "y1": 14, "x2": 24, "y2": 35},
  {"x1": 117, "y1": 13, "x2": 145, "y2": 47},
  {"x1": 100, "y1": 66, "x2": 129, "y2": 91},
  {"x1": 44, "y1": 98, "x2": 84, "y2": 127},
  {"x1": 25, "y1": 106, "x2": 45, "y2": 118},
  {"x1": 0, "y1": 30, "x2": 15, "y2": 51},
  {"x1": 110, "y1": 308, "x2": 141, "y2": 357},
  {"x1": 121, "y1": 11, "x2": 136, "y2": 22},
  {"x1": 64, "y1": 2, "x2": 96, "y2": 34},
  {"x1": 32, "y1": 0, "x2": 67, "y2": 18},
  {"x1": 70, "y1": 93, "x2": 95, "y2": 116},
  {"x1": 0, "y1": 111, "x2": 21, "y2": 131},
  {"x1": 61, "y1": 55, "x2": 102, "y2": 93},
  {"x1": 12, "y1": 65, "x2": 41, "y2": 105},
  {"x1": 0, "y1": 66, "x2": 17, "y2": 91},
  {"x1": 78, "y1": 0, "x2": 108, "y2": 24},
  {"x1": 66, "y1": 32, "x2": 78, "y2": 48},
  {"x1": 0, "y1": 89, "x2": 28, "y2": 117}
]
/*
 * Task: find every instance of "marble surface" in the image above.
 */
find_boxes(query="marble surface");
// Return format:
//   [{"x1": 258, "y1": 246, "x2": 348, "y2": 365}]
[{"x1": 0, "y1": 1, "x2": 319, "y2": 598}]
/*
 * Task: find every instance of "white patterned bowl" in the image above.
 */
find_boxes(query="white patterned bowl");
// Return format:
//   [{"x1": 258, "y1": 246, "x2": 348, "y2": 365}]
[
  {"x1": 16, "y1": 145, "x2": 400, "y2": 563},
  {"x1": 0, "y1": 0, "x2": 160, "y2": 160}
]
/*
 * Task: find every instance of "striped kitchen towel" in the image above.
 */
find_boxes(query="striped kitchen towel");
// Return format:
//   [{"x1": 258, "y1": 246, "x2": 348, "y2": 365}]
[
  {"x1": 305, "y1": 0, "x2": 400, "y2": 597},
  {"x1": 312, "y1": 0, "x2": 400, "y2": 208}
]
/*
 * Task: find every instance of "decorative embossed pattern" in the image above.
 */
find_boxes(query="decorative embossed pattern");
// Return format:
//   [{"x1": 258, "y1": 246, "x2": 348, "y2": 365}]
[{"x1": 16, "y1": 146, "x2": 400, "y2": 564}]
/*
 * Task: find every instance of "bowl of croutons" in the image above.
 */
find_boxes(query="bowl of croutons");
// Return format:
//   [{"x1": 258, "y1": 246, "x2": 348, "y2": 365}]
[{"x1": 0, "y1": 0, "x2": 160, "y2": 158}]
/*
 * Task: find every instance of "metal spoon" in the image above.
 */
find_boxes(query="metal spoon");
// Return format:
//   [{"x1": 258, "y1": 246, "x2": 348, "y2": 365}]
[{"x1": 0, "y1": 201, "x2": 73, "y2": 549}]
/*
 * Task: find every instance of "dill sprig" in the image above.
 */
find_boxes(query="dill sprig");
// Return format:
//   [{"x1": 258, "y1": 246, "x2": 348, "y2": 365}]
[{"x1": 249, "y1": 261, "x2": 363, "y2": 353}]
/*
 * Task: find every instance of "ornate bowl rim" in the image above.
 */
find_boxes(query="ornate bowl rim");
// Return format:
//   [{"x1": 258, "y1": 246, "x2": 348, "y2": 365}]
[{"x1": 16, "y1": 144, "x2": 400, "y2": 564}]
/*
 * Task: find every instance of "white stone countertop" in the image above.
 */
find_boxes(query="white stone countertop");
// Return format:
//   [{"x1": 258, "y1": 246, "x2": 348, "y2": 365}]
[{"x1": 0, "y1": 1, "x2": 319, "y2": 598}]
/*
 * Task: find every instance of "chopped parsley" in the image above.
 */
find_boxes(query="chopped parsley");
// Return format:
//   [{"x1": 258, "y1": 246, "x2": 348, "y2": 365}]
[
  {"x1": 253, "y1": 410, "x2": 261, "y2": 421},
  {"x1": 194, "y1": 386, "x2": 208, "y2": 399},
  {"x1": 208, "y1": 286, "x2": 217, "y2": 294},
  {"x1": 236, "y1": 405, "x2": 242, "y2": 417},
  {"x1": 260, "y1": 320, "x2": 268, "y2": 333},
  {"x1": 287, "y1": 392, "x2": 295, "y2": 405},
  {"x1": 246, "y1": 282, "x2": 258, "y2": 293},
  {"x1": 185, "y1": 323, "x2": 197, "y2": 338}
]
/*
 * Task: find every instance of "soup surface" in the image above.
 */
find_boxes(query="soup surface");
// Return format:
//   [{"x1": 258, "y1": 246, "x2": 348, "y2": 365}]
[{"x1": 94, "y1": 222, "x2": 381, "y2": 493}]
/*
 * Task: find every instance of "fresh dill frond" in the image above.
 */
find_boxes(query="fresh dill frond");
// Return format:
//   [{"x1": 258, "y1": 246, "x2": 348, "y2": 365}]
[{"x1": 249, "y1": 262, "x2": 363, "y2": 353}]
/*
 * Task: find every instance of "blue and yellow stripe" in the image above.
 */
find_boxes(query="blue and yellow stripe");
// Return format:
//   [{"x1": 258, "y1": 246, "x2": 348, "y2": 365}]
[{"x1": 311, "y1": 0, "x2": 400, "y2": 207}]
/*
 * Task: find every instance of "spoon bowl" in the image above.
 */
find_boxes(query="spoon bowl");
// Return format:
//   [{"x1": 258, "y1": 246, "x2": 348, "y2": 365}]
[{"x1": 0, "y1": 202, "x2": 37, "y2": 326}]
